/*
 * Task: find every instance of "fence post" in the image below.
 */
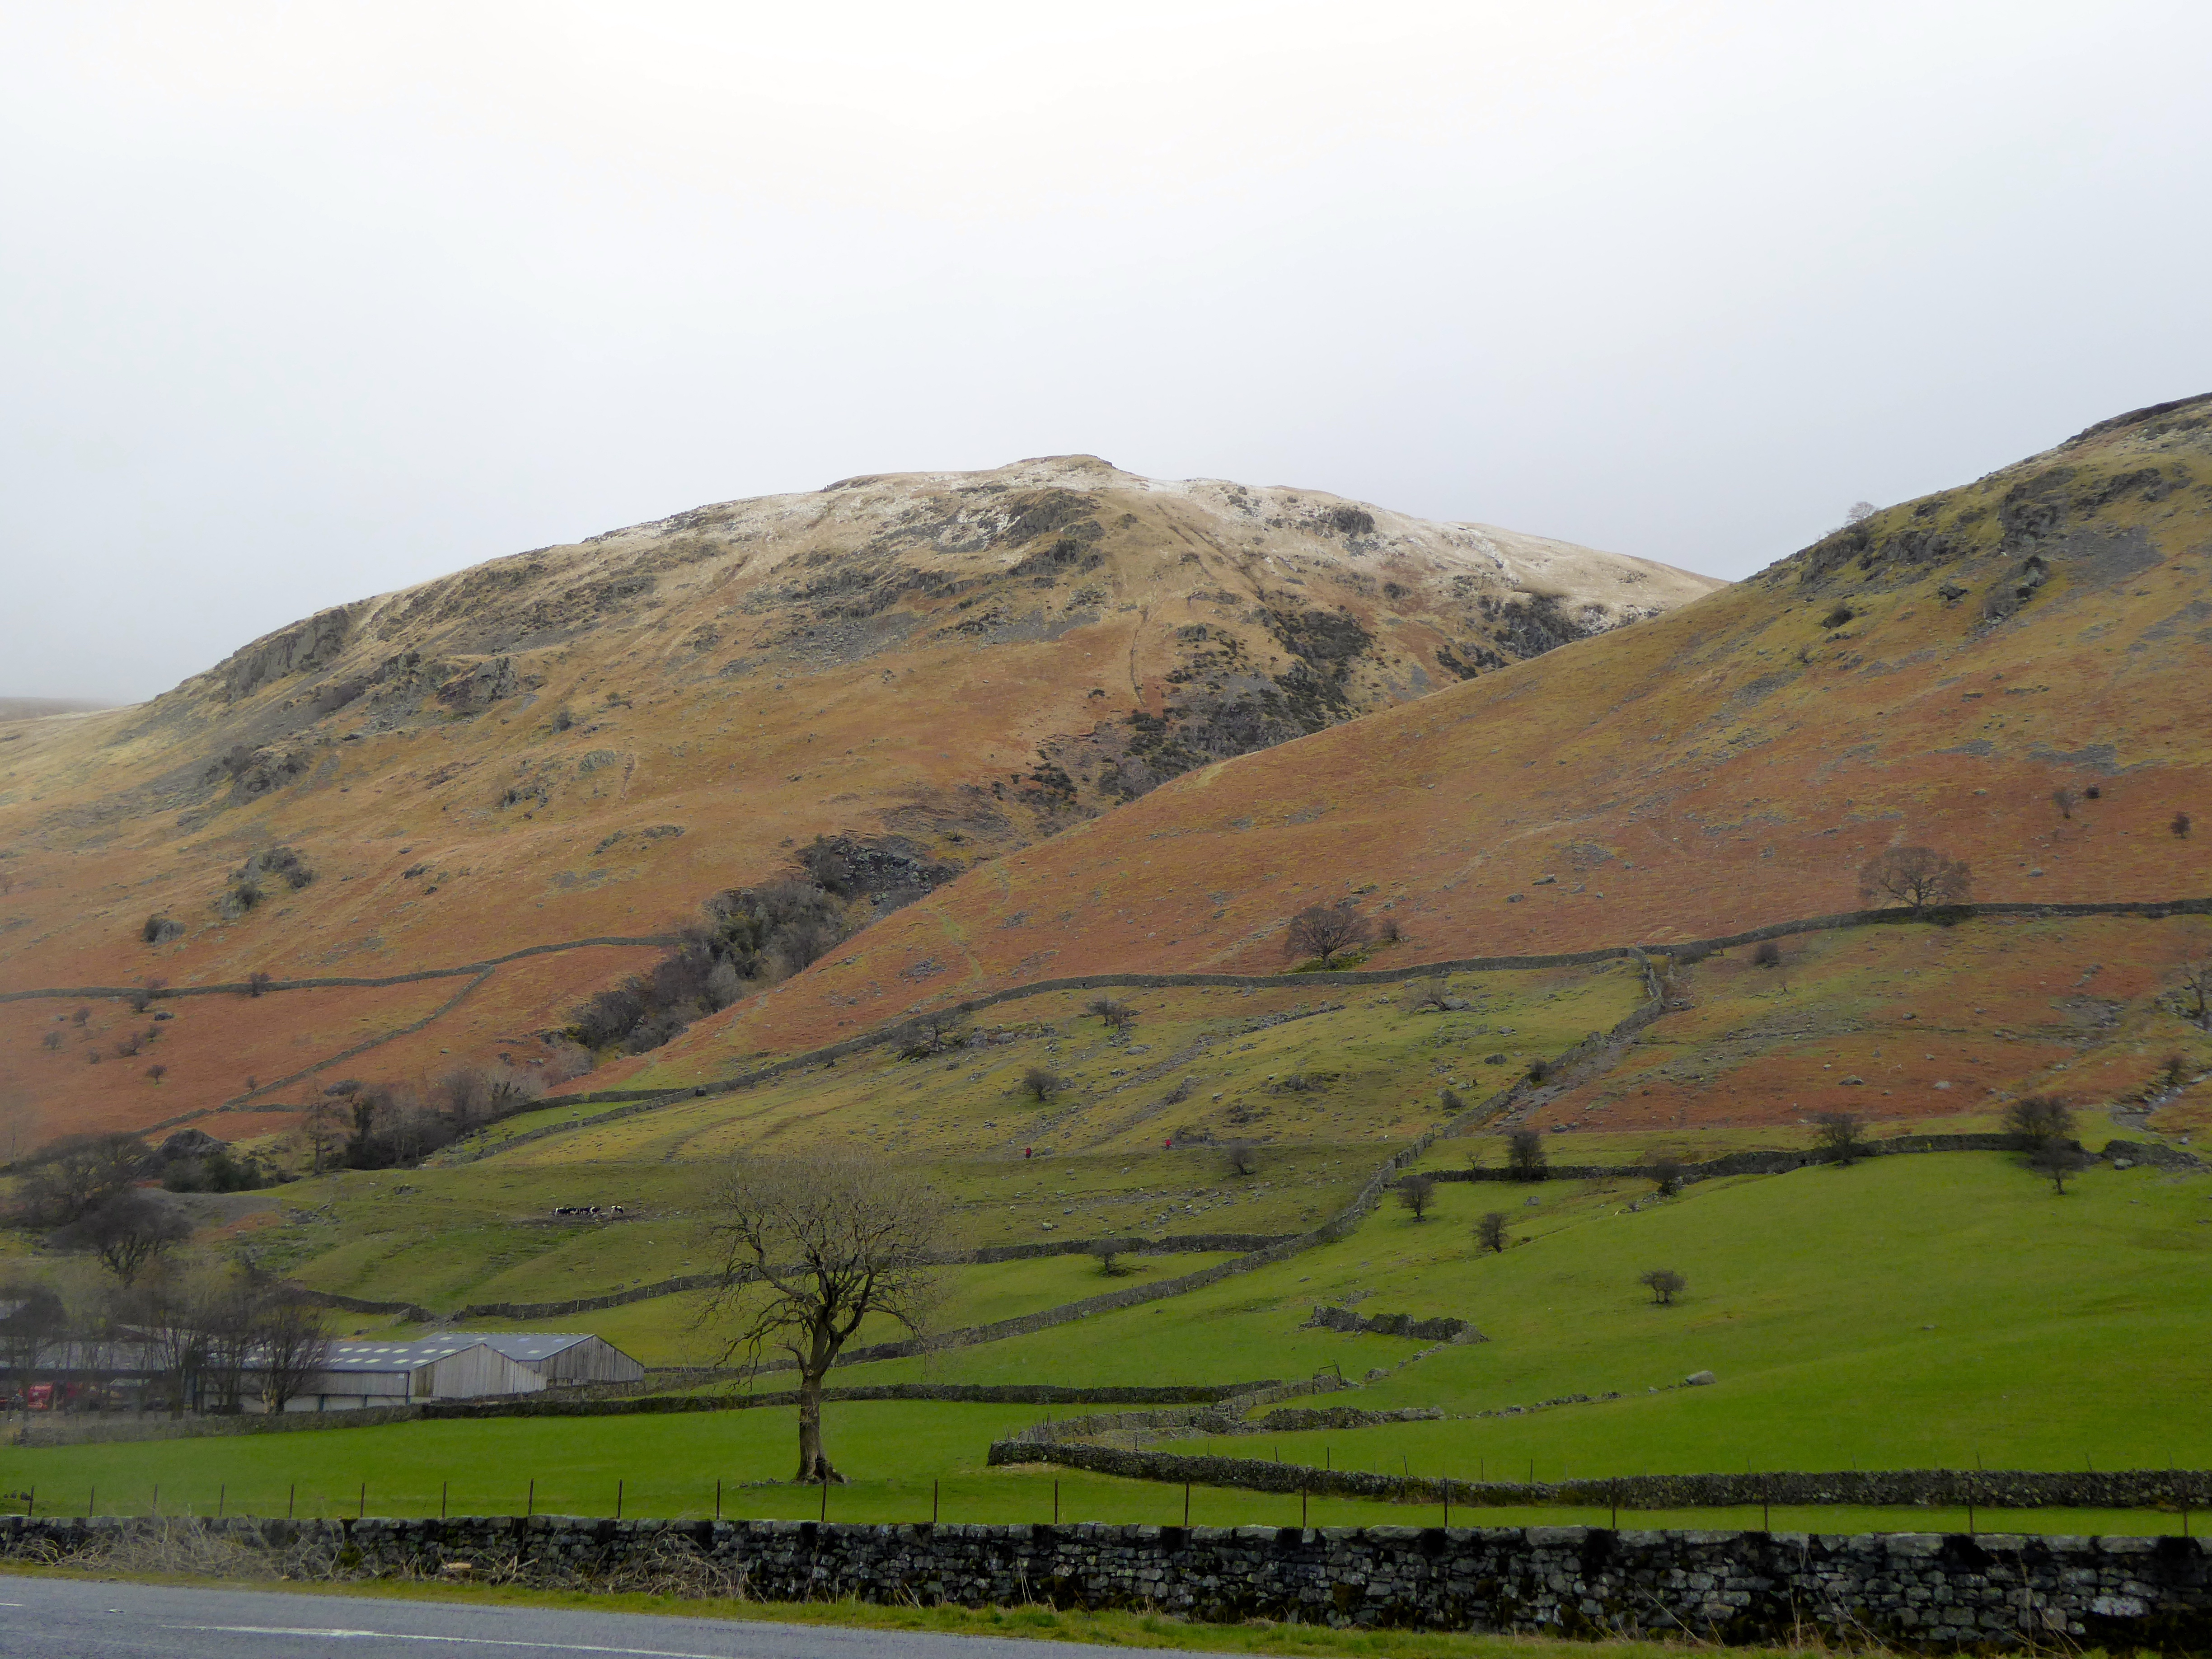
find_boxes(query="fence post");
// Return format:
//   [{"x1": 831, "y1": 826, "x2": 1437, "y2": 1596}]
[
  {"x1": 616, "y1": 1479, "x2": 623, "y2": 1520},
  {"x1": 153, "y1": 1484, "x2": 159, "y2": 1518},
  {"x1": 527, "y1": 1479, "x2": 534, "y2": 1518},
  {"x1": 441, "y1": 1481, "x2": 448, "y2": 1520},
  {"x1": 1053, "y1": 1480, "x2": 1059, "y2": 1524},
  {"x1": 87, "y1": 1486, "x2": 94, "y2": 1518},
  {"x1": 1184, "y1": 1482, "x2": 1191, "y2": 1527},
  {"x1": 716, "y1": 1479, "x2": 722, "y2": 1521},
  {"x1": 287, "y1": 1484, "x2": 294, "y2": 1520},
  {"x1": 357, "y1": 1482, "x2": 364, "y2": 1520},
  {"x1": 219, "y1": 1484, "x2": 226, "y2": 1519}
]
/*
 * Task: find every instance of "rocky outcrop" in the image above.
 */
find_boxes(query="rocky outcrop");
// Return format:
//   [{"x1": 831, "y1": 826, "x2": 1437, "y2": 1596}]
[{"x1": 1302, "y1": 1305, "x2": 1485, "y2": 1343}]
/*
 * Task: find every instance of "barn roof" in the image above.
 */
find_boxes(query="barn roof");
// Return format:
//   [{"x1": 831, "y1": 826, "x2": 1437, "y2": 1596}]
[
  {"x1": 317, "y1": 1338, "x2": 508, "y2": 1373},
  {"x1": 459, "y1": 1333, "x2": 601, "y2": 1363}
]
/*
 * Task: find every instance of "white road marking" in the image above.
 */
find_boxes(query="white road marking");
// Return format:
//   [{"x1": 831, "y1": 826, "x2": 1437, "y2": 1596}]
[{"x1": 167, "y1": 1626, "x2": 745, "y2": 1658}]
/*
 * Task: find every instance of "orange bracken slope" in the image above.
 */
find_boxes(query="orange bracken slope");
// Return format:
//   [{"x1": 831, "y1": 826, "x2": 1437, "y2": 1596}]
[{"x1": 628, "y1": 395, "x2": 2212, "y2": 1087}]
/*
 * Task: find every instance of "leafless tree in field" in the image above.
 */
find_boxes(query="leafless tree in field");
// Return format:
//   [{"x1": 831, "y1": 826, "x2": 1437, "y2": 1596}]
[
  {"x1": 1284, "y1": 903, "x2": 1373, "y2": 970},
  {"x1": 698, "y1": 1146, "x2": 947, "y2": 1482},
  {"x1": 1814, "y1": 1111, "x2": 1869, "y2": 1166},
  {"x1": 1475, "y1": 1212, "x2": 1509, "y2": 1253},
  {"x1": 1640, "y1": 1268, "x2": 1687, "y2": 1305},
  {"x1": 2003, "y1": 1095, "x2": 2075, "y2": 1149},
  {"x1": 1396, "y1": 1171, "x2": 1436, "y2": 1221},
  {"x1": 1857, "y1": 846, "x2": 1971, "y2": 914},
  {"x1": 2029, "y1": 1141, "x2": 2090, "y2": 1195},
  {"x1": 2051, "y1": 787, "x2": 2079, "y2": 821},
  {"x1": 1506, "y1": 1129, "x2": 1548, "y2": 1182},
  {"x1": 251, "y1": 1284, "x2": 333, "y2": 1413},
  {"x1": 62, "y1": 1190, "x2": 191, "y2": 1285},
  {"x1": 2174, "y1": 954, "x2": 2212, "y2": 1030}
]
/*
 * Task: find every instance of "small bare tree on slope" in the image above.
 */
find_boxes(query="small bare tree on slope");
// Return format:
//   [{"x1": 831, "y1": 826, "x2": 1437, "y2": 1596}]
[
  {"x1": 699, "y1": 1146, "x2": 946, "y2": 1483},
  {"x1": 1284, "y1": 902, "x2": 1373, "y2": 970},
  {"x1": 1858, "y1": 845, "x2": 1970, "y2": 914}
]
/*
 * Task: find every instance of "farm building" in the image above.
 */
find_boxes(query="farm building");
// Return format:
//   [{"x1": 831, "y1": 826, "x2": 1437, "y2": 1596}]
[
  {"x1": 272, "y1": 1337, "x2": 543, "y2": 1411},
  {"x1": 471, "y1": 1332, "x2": 644, "y2": 1385},
  {"x1": 262, "y1": 1331, "x2": 644, "y2": 1411}
]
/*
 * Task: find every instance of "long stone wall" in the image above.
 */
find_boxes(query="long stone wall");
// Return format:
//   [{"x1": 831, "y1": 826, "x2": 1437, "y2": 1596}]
[
  {"x1": 989, "y1": 1439, "x2": 2212, "y2": 1513},
  {"x1": 3, "y1": 1515, "x2": 2207, "y2": 1648}
]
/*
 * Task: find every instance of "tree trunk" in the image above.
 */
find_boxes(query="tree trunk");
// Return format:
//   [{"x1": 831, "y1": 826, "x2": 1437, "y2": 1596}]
[{"x1": 792, "y1": 1364, "x2": 844, "y2": 1483}]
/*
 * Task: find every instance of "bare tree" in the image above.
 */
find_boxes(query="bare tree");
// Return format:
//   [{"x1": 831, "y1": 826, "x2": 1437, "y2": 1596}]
[
  {"x1": 0, "y1": 1284, "x2": 67, "y2": 1420},
  {"x1": 1650, "y1": 1157, "x2": 1685, "y2": 1198},
  {"x1": 1284, "y1": 903, "x2": 1373, "y2": 970},
  {"x1": 1858, "y1": 846, "x2": 1972, "y2": 914},
  {"x1": 2173, "y1": 956, "x2": 2212, "y2": 1029},
  {"x1": 2003, "y1": 1095, "x2": 2075, "y2": 1149},
  {"x1": 14, "y1": 1132, "x2": 150, "y2": 1225},
  {"x1": 1640, "y1": 1268, "x2": 1687, "y2": 1305},
  {"x1": 245, "y1": 971, "x2": 274, "y2": 998},
  {"x1": 1844, "y1": 501, "x2": 1877, "y2": 524},
  {"x1": 699, "y1": 1146, "x2": 947, "y2": 1481},
  {"x1": 1814, "y1": 1111, "x2": 1869, "y2": 1166},
  {"x1": 1506, "y1": 1129, "x2": 1548, "y2": 1182},
  {"x1": 1089, "y1": 1237, "x2": 1137, "y2": 1277},
  {"x1": 1396, "y1": 1171, "x2": 1436, "y2": 1222},
  {"x1": 2051, "y1": 787, "x2": 2079, "y2": 821},
  {"x1": 251, "y1": 1286, "x2": 333, "y2": 1413},
  {"x1": 145, "y1": 1063, "x2": 167, "y2": 1083},
  {"x1": 1751, "y1": 940, "x2": 1781, "y2": 969},
  {"x1": 125, "y1": 977, "x2": 168, "y2": 1015},
  {"x1": 1221, "y1": 1141, "x2": 1262, "y2": 1178},
  {"x1": 40, "y1": 1028, "x2": 62, "y2": 1052},
  {"x1": 1475, "y1": 1212, "x2": 1509, "y2": 1253},
  {"x1": 1019, "y1": 1066, "x2": 1065, "y2": 1103},
  {"x1": 2029, "y1": 1141, "x2": 2090, "y2": 1195},
  {"x1": 297, "y1": 1098, "x2": 348, "y2": 1175},
  {"x1": 62, "y1": 1190, "x2": 192, "y2": 1285},
  {"x1": 1402, "y1": 978, "x2": 1449, "y2": 1012},
  {"x1": 2173, "y1": 811, "x2": 2193, "y2": 839},
  {"x1": 1083, "y1": 997, "x2": 1138, "y2": 1031}
]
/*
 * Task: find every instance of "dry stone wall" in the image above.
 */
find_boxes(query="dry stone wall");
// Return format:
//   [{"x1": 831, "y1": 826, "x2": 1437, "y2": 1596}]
[{"x1": 3, "y1": 1515, "x2": 2207, "y2": 1648}]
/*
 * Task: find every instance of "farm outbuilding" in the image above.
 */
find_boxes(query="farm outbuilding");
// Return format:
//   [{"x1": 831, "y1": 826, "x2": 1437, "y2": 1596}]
[
  {"x1": 472, "y1": 1332, "x2": 644, "y2": 1386},
  {"x1": 270, "y1": 1337, "x2": 548, "y2": 1412}
]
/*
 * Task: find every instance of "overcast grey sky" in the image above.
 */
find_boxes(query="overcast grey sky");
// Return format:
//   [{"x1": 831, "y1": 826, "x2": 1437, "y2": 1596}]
[{"x1": 5, "y1": 2, "x2": 2208, "y2": 704}]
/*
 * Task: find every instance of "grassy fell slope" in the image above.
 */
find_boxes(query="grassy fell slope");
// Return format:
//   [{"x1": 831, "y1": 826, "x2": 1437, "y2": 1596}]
[
  {"x1": 633, "y1": 396, "x2": 2212, "y2": 1082},
  {"x1": 0, "y1": 459, "x2": 1712, "y2": 1143}
]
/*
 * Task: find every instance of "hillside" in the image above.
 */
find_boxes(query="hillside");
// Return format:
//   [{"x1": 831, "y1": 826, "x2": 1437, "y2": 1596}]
[
  {"x1": 628, "y1": 396, "x2": 2212, "y2": 1087},
  {"x1": 0, "y1": 457, "x2": 1712, "y2": 1143}
]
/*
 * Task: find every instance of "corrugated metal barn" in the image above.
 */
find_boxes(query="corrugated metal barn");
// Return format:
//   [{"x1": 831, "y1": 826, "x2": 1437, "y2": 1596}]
[
  {"x1": 474, "y1": 1332, "x2": 645, "y2": 1385},
  {"x1": 275, "y1": 1337, "x2": 546, "y2": 1411}
]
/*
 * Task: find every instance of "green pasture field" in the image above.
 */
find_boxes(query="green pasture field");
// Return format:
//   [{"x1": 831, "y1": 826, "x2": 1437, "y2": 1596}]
[
  {"x1": 246, "y1": 960, "x2": 1644, "y2": 1320},
  {"x1": 366, "y1": 1251, "x2": 1245, "y2": 1368},
  {"x1": 827, "y1": 1150, "x2": 2212, "y2": 1471},
  {"x1": 0, "y1": 1400, "x2": 2194, "y2": 1541},
  {"x1": 445, "y1": 965, "x2": 1642, "y2": 1174}
]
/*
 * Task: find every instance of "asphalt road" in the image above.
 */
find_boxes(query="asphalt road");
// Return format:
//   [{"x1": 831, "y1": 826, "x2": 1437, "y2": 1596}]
[{"x1": 0, "y1": 1577, "x2": 1206, "y2": 1659}]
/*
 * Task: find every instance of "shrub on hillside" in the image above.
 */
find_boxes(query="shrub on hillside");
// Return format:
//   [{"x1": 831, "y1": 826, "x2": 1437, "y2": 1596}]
[
  {"x1": 125, "y1": 978, "x2": 166, "y2": 1015},
  {"x1": 2173, "y1": 811, "x2": 2192, "y2": 839},
  {"x1": 1475, "y1": 1211, "x2": 1509, "y2": 1253},
  {"x1": 1084, "y1": 997, "x2": 1137, "y2": 1031},
  {"x1": 1752, "y1": 940, "x2": 1781, "y2": 968},
  {"x1": 1640, "y1": 1268, "x2": 1687, "y2": 1305},
  {"x1": 1506, "y1": 1129, "x2": 1548, "y2": 1182},
  {"x1": 1222, "y1": 1141, "x2": 1262, "y2": 1178},
  {"x1": 1019, "y1": 1066, "x2": 1064, "y2": 1103}
]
